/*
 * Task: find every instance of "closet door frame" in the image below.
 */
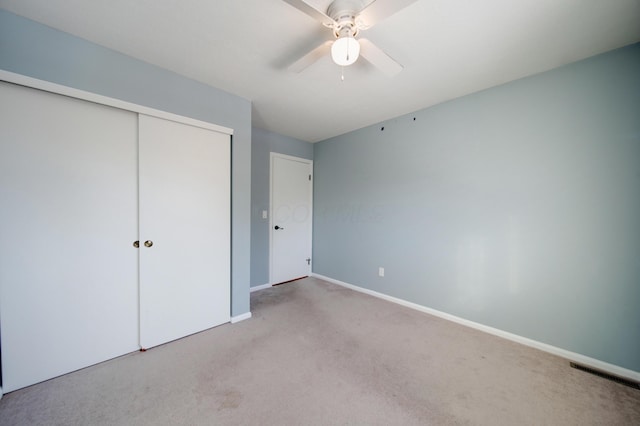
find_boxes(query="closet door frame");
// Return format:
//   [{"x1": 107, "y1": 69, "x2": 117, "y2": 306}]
[
  {"x1": 0, "y1": 70, "x2": 233, "y2": 136},
  {"x1": 0, "y1": 70, "x2": 233, "y2": 393}
]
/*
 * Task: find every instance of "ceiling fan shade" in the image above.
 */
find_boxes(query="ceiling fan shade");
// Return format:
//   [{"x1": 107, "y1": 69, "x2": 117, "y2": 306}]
[{"x1": 331, "y1": 36, "x2": 360, "y2": 66}]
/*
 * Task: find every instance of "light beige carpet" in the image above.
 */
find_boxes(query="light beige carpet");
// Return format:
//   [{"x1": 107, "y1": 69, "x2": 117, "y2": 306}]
[{"x1": 0, "y1": 277, "x2": 638, "y2": 425}]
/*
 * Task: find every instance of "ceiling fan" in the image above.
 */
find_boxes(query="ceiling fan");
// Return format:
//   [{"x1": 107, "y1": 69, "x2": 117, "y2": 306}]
[{"x1": 283, "y1": 0, "x2": 419, "y2": 76}]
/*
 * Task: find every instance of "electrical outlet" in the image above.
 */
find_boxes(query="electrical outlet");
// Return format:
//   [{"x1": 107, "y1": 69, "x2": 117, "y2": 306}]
[
  {"x1": 378, "y1": 267, "x2": 384, "y2": 277},
  {"x1": 262, "y1": 210, "x2": 268, "y2": 219}
]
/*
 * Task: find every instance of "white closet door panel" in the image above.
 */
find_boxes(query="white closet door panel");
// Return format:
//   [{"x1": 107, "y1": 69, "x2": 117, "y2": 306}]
[
  {"x1": 138, "y1": 114, "x2": 230, "y2": 349},
  {"x1": 0, "y1": 82, "x2": 139, "y2": 392}
]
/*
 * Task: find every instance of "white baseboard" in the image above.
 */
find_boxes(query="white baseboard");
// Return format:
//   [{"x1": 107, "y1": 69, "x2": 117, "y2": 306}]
[
  {"x1": 311, "y1": 273, "x2": 640, "y2": 382},
  {"x1": 250, "y1": 283, "x2": 272, "y2": 293},
  {"x1": 230, "y1": 312, "x2": 252, "y2": 323}
]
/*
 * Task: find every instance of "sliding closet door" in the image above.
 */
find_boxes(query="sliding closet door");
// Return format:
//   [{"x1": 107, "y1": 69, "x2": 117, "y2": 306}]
[
  {"x1": 0, "y1": 82, "x2": 139, "y2": 392},
  {"x1": 138, "y1": 115, "x2": 230, "y2": 349}
]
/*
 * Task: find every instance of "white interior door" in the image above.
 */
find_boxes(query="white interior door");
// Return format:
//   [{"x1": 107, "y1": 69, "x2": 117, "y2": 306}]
[
  {"x1": 270, "y1": 154, "x2": 313, "y2": 284},
  {"x1": 0, "y1": 82, "x2": 139, "y2": 392},
  {"x1": 138, "y1": 115, "x2": 230, "y2": 349}
]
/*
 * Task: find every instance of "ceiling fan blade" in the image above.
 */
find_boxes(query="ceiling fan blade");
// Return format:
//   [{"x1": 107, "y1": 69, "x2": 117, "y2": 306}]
[
  {"x1": 281, "y1": 0, "x2": 335, "y2": 26},
  {"x1": 357, "y1": 0, "x2": 420, "y2": 29},
  {"x1": 358, "y1": 38, "x2": 403, "y2": 77},
  {"x1": 288, "y1": 41, "x2": 333, "y2": 73}
]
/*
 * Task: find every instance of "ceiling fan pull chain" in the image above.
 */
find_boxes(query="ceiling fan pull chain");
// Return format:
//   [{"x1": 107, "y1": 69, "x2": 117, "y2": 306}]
[
  {"x1": 341, "y1": 66, "x2": 345, "y2": 81},
  {"x1": 346, "y1": 36, "x2": 351, "y2": 62}
]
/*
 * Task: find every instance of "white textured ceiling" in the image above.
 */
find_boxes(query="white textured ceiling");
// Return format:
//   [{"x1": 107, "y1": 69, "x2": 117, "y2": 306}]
[{"x1": 1, "y1": 0, "x2": 639, "y2": 142}]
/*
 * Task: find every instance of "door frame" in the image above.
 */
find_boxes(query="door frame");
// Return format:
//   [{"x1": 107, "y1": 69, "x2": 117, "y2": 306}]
[
  {"x1": 0, "y1": 70, "x2": 233, "y2": 135},
  {"x1": 269, "y1": 152, "x2": 313, "y2": 285}
]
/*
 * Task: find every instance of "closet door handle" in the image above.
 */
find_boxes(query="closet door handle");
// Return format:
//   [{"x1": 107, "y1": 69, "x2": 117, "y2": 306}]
[
  {"x1": 144, "y1": 240, "x2": 153, "y2": 248},
  {"x1": 133, "y1": 241, "x2": 140, "y2": 248}
]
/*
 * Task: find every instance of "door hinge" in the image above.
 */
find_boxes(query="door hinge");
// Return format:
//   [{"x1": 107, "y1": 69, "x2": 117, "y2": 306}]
[
  {"x1": 309, "y1": 174, "x2": 312, "y2": 181},
  {"x1": 306, "y1": 258, "x2": 311, "y2": 265}
]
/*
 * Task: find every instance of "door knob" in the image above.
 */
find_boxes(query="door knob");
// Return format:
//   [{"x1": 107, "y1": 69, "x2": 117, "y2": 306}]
[
  {"x1": 133, "y1": 240, "x2": 139, "y2": 248},
  {"x1": 274, "y1": 225, "x2": 284, "y2": 230},
  {"x1": 144, "y1": 240, "x2": 153, "y2": 247}
]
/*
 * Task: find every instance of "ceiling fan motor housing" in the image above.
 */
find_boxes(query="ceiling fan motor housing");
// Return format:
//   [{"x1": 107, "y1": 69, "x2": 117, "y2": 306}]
[{"x1": 327, "y1": 0, "x2": 365, "y2": 38}]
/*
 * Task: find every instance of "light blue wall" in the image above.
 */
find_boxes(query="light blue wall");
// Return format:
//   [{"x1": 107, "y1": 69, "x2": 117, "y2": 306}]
[
  {"x1": 0, "y1": 10, "x2": 252, "y2": 316},
  {"x1": 313, "y1": 43, "x2": 640, "y2": 372},
  {"x1": 251, "y1": 127, "x2": 313, "y2": 287}
]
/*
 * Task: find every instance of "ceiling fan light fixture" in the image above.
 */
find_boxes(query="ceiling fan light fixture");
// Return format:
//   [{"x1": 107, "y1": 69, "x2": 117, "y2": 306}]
[{"x1": 331, "y1": 36, "x2": 360, "y2": 66}]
